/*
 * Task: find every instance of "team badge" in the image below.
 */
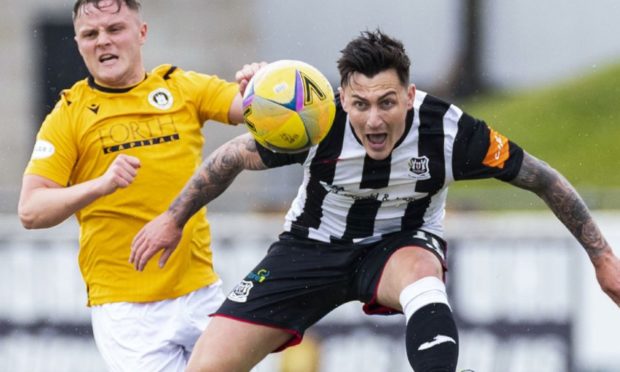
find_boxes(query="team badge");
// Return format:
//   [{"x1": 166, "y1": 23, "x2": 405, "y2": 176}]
[
  {"x1": 408, "y1": 156, "x2": 431, "y2": 180},
  {"x1": 148, "y1": 88, "x2": 173, "y2": 110},
  {"x1": 228, "y1": 280, "x2": 254, "y2": 303}
]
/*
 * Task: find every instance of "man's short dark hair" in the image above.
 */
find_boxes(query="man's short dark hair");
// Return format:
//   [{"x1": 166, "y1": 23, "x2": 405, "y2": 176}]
[
  {"x1": 337, "y1": 29, "x2": 411, "y2": 88},
  {"x1": 73, "y1": 0, "x2": 141, "y2": 20}
]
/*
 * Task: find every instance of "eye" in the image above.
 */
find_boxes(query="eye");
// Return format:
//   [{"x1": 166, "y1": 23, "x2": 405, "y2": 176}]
[
  {"x1": 107, "y1": 23, "x2": 125, "y2": 34},
  {"x1": 352, "y1": 101, "x2": 368, "y2": 110},
  {"x1": 81, "y1": 31, "x2": 97, "y2": 39},
  {"x1": 380, "y1": 99, "x2": 396, "y2": 109}
]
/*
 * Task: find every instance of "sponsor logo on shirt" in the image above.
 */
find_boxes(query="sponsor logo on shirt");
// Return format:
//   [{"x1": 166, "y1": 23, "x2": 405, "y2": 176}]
[
  {"x1": 247, "y1": 269, "x2": 270, "y2": 283},
  {"x1": 98, "y1": 115, "x2": 180, "y2": 154},
  {"x1": 320, "y1": 181, "x2": 423, "y2": 204},
  {"x1": 30, "y1": 140, "x2": 55, "y2": 160}
]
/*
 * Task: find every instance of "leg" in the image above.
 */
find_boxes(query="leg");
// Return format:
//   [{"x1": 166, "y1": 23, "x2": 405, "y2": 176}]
[
  {"x1": 376, "y1": 246, "x2": 444, "y2": 310},
  {"x1": 377, "y1": 246, "x2": 458, "y2": 372},
  {"x1": 186, "y1": 316, "x2": 292, "y2": 372},
  {"x1": 91, "y1": 301, "x2": 188, "y2": 372}
]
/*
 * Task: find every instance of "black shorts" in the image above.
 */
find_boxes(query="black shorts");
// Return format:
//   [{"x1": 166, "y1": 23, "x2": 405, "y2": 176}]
[{"x1": 214, "y1": 229, "x2": 447, "y2": 351}]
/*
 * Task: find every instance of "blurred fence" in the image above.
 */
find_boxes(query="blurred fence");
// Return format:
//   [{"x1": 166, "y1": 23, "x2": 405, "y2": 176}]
[{"x1": 1, "y1": 212, "x2": 619, "y2": 372}]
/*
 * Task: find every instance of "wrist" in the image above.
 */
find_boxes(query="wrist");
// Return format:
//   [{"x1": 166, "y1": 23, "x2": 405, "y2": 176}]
[
  {"x1": 591, "y1": 246, "x2": 615, "y2": 268},
  {"x1": 166, "y1": 208, "x2": 188, "y2": 230}
]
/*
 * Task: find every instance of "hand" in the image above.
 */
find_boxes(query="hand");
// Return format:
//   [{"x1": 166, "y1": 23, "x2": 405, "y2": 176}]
[
  {"x1": 593, "y1": 250, "x2": 620, "y2": 307},
  {"x1": 129, "y1": 211, "x2": 183, "y2": 271},
  {"x1": 235, "y1": 62, "x2": 268, "y2": 96},
  {"x1": 97, "y1": 154, "x2": 141, "y2": 196}
]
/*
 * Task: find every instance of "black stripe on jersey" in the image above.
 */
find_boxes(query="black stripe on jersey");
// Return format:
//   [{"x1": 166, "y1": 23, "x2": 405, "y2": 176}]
[
  {"x1": 341, "y1": 110, "x2": 416, "y2": 239},
  {"x1": 360, "y1": 155, "x2": 391, "y2": 189},
  {"x1": 452, "y1": 113, "x2": 525, "y2": 181},
  {"x1": 395, "y1": 108, "x2": 415, "y2": 148},
  {"x1": 415, "y1": 95, "x2": 450, "y2": 194},
  {"x1": 340, "y1": 198, "x2": 382, "y2": 241},
  {"x1": 163, "y1": 66, "x2": 177, "y2": 80},
  {"x1": 290, "y1": 98, "x2": 347, "y2": 237},
  {"x1": 402, "y1": 195, "x2": 432, "y2": 231},
  {"x1": 358, "y1": 108, "x2": 413, "y2": 189},
  {"x1": 452, "y1": 112, "x2": 488, "y2": 180}
]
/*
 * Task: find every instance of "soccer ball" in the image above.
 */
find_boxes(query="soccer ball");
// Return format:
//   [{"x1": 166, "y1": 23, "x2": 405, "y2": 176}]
[{"x1": 242, "y1": 60, "x2": 336, "y2": 153}]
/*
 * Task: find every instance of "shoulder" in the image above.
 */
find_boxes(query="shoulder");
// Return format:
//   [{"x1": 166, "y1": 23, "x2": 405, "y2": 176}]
[
  {"x1": 413, "y1": 89, "x2": 477, "y2": 129},
  {"x1": 413, "y1": 89, "x2": 454, "y2": 112},
  {"x1": 51, "y1": 78, "x2": 91, "y2": 114},
  {"x1": 150, "y1": 64, "x2": 234, "y2": 91},
  {"x1": 150, "y1": 64, "x2": 221, "y2": 81},
  {"x1": 150, "y1": 64, "x2": 181, "y2": 80}
]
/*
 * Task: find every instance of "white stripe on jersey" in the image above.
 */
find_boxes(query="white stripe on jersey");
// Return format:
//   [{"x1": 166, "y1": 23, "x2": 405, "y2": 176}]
[
  {"x1": 442, "y1": 103, "x2": 462, "y2": 184},
  {"x1": 283, "y1": 90, "x2": 464, "y2": 243}
]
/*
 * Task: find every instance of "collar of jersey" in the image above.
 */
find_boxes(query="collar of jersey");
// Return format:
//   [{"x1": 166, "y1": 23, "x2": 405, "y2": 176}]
[{"x1": 87, "y1": 74, "x2": 148, "y2": 93}]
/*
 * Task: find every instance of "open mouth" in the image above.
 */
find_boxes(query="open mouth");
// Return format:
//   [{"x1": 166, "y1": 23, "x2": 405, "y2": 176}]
[
  {"x1": 99, "y1": 54, "x2": 118, "y2": 63},
  {"x1": 367, "y1": 133, "x2": 387, "y2": 145}
]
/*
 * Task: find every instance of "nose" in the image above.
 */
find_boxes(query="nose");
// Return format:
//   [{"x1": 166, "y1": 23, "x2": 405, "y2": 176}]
[
  {"x1": 96, "y1": 31, "x2": 111, "y2": 47},
  {"x1": 367, "y1": 107, "x2": 383, "y2": 129}
]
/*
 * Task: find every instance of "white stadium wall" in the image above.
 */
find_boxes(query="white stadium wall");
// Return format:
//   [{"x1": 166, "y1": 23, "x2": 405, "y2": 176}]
[{"x1": 1, "y1": 212, "x2": 619, "y2": 372}]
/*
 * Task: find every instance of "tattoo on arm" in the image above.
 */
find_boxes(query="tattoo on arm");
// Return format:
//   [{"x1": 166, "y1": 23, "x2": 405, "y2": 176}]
[
  {"x1": 510, "y1": 152, "x2": 609, "y2": 261},
  {"x1": 169, "y1": 134, "x2": 267, "y2": 227}
]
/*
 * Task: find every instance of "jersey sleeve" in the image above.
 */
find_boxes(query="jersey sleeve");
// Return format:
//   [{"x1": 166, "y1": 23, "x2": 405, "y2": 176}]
[
  {"x1": 452, "y1": 112, "x2": 524, "y2": 182},
  {"x1": 177, "y1": 69, "x2": 239, "y2": 125},
  {"x1": 255, "y1": 140, "x2": 308, "y2": 168},
  {"x1": 23, "y1": 93, "x2": 78, "y2": 186}
]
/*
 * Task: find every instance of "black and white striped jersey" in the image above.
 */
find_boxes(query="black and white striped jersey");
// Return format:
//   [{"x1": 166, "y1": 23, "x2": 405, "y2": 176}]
[{"x1": 256, "y1": 90, "x2": 524, "y2": 243}]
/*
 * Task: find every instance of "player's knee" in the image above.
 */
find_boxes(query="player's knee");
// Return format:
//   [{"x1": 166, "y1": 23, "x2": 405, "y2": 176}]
[{"x1": 394, "y1": 247, "x2": 443, "y2": 284}]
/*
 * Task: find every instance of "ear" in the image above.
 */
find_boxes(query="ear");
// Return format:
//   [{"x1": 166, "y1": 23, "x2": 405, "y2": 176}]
[
  {"x1": 406, "y1": 83, "x2": 416, "y2": 109},
  {"x1": 139, "y1": 22, "x2": 148, "y2": 45},
  {"x1": 74, "y1": 35, "x2": 84, "y2": 57},
  {"x1": 338, "y1": 86, "x2": 348, "y2": 112}
]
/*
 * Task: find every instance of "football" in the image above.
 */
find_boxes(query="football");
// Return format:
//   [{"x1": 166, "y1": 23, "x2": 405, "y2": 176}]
[{"x1": 242, "y1": 60, "x2": 336, "y2": 153}]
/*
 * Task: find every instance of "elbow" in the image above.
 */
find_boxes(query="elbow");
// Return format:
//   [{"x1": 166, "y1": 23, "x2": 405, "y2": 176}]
[
  {"x1": 18, "y1": 204, "x2": 45, "y2": 229},
  {"x1": 18, "y1": 208, "x2": 37, "y2": 230}
]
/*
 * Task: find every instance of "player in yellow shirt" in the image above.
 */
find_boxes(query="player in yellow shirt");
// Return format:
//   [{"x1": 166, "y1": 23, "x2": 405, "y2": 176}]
[{"x1": 18, "y1": 1, "x2": 244, "y2": 371}]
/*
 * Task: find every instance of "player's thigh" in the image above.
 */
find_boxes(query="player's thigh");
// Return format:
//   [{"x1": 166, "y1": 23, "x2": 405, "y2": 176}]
[
  {"x1": 91, "y1": 301, "x2": 186, "y2": 372},
  {"x1": 180, "y1": 281, "x2": 227, "y2": 353},
  {"x1": 376, "y1": 246, "x2": 444, "y2": 311},
  {"x1": 187, "y1": 315, "x2": 291, "y2": 372}
]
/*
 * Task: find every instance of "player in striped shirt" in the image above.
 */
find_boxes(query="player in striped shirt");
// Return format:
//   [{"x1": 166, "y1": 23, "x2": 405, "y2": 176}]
[{"x1": 131, "y1": 30, "x2": 620, "y2": 371}]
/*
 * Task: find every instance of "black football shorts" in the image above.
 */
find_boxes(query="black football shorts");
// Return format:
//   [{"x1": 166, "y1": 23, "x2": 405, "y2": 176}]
[{"x1": 213, "y1": 229, "x2": 447, "y2": 350}]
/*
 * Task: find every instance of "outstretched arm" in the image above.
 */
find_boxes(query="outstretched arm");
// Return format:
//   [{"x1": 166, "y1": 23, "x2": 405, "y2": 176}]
[
  {"x1": 510, "y1": 152, "x2": 620, "y2": 306},
  {"x1": 130, "y1": 133, "x2": 267, "y2": 271}
]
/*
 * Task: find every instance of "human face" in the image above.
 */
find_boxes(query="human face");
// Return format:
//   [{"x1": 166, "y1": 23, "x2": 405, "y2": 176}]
[
  {"x1": 339, "y1": 69, "x2": 415, "y2": 160},
  {"x1": 74, "y1": 0, "x2": 147, "y2": 88}
]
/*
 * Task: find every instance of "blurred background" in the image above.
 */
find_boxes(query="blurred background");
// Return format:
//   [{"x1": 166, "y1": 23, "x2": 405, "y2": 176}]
[{"x1": 1, "y1": 0, "x2": 620, "y2": 371}]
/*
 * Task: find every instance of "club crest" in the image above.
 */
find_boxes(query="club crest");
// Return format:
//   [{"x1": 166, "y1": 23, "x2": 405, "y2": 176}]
[
  {"x1": 148, "y1": 88, "x2": 173, "y2": 110},
  {"x1": 227, "y1": 280, "x2": 254, "y2": 303},
  {"x1": 408, "y1": 156, "x2": 431, "y2": 180}
]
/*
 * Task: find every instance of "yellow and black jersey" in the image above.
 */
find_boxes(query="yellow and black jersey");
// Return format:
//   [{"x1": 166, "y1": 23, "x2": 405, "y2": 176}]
[{"x1": 25, "y1": 64, "x2": 239, "y2": 305}]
